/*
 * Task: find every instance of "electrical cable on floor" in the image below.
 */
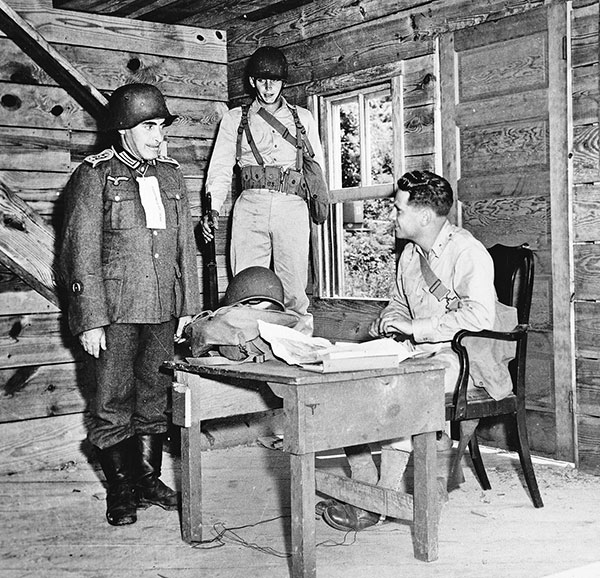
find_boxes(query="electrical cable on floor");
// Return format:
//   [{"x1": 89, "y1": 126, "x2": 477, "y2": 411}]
[
  {"x1": 191, "y1": 515, "x2": 291, "y2": 557},
  {"x1": 316, "y1": 530, "x2": 359, "y2": 548},
  {"x1": 190, "y1": 514, "x2": 363, "y2": 557}
]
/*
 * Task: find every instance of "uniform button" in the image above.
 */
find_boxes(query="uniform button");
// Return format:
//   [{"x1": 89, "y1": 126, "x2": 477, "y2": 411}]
[
  {"x1": 153, "y1": 230, "x2": 158, "y2": 236},
  {"x1": 154, "y1": 253, "x2": 159, "y2": 258},
  {"x1": 115, "y1": 195, "x2": 121, "y2": 201}
]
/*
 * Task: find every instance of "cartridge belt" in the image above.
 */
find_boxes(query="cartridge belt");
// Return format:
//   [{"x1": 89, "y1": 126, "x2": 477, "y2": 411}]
[{"x1": 240, "y1": 165, "x2": 305, "y2": 198}]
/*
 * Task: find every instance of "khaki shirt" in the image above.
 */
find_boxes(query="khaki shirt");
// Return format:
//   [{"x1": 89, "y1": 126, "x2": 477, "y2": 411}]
[
  {"x1": 380, "y1": 221, "x2": 516, "y2": 400},
  {"x1": 205, "y1": 97, "x2": 325, "y2": 214}
]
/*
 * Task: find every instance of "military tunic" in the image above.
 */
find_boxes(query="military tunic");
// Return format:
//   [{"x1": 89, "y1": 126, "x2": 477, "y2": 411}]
[
  {"x1": 61, "y1": 146, "x2": 199, "y2": 333},
  {"x1": 60, "y1": 146, "x2": 200, "y2": 448}
]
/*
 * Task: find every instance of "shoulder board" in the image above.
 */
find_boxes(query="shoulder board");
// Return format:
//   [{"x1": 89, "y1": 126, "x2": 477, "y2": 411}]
[
  {"x1": 157, "y1": 156, "x2": 180, "y2": 168},
  {"x1": 84, "y1": 148, "x2": 114, "y2": 167}
]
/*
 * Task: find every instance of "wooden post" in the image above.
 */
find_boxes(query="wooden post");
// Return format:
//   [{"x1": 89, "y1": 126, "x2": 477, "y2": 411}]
[{"x1": 412, "y1": 431, "x2": 439, "y2": 562}]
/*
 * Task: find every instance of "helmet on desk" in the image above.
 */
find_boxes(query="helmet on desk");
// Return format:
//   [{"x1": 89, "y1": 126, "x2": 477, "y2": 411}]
[
  {"x1": 247, "y1": 46, "x2": 288, "y2": 81},
  {"x1": 223, "y1": 266, "x2": 285, "y2": 311},
  {"x1": 106, "y1": 83, "x2": 177, "y2": 130}
]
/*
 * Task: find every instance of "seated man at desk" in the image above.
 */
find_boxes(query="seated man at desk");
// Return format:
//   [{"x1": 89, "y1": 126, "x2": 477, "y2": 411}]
[{"x1": 322, "y1": 169, "x2": 515, "y2": 532}]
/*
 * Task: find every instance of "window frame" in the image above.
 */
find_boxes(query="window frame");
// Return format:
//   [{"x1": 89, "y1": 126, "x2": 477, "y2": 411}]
[{"x1": 316, "y1": 77, "x2": 404, "y2": 298}]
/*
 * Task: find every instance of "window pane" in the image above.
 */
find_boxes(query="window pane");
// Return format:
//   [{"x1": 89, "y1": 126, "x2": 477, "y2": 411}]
[
  {"x1": 338, "y1": 100, "x2": 361, "y2": 188},
  {"x1": 367, "y1": 93, "x2": 393, "y2": 185},
  {"x1": 342, "y1": 198, "x2": 395, "y2": 298},
  {"x1": 322, "y1": 84, "x2": 397, "y2": 300}
]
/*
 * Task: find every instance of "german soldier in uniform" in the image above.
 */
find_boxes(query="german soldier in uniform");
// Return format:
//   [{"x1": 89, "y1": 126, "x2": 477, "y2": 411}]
[
  {"x1": 201, "y1": 46, "x2": 325, "y2": 335},
  {"x1": 60, "y1": 83, "x2": 200, "y2": 526}
]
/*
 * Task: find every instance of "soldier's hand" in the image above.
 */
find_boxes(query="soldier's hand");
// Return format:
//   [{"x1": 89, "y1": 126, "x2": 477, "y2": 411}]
[
  {"x1": 369, "y1": 317, "x2": 413, "y2": 339},
  {"x1": 201, "y1": 210, "x2": 219, "y2": 243},
  {"x1": 79, "y1": 327, "x2": 107, "y2": 358},
  {"x1": 368, "y1": 318, "x2": 385, "y2": 338}
]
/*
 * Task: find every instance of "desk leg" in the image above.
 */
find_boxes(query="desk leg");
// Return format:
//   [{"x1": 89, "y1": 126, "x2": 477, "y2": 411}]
[
  {"x1": 412, "y1": 431, "x2": 439, "y2": 562},
  {"x1": 290, "y1": 452, "x2": 316, "y2": 578},
  {"x1": 180, "y1": 423, "x2": 203, "y2": 543}
]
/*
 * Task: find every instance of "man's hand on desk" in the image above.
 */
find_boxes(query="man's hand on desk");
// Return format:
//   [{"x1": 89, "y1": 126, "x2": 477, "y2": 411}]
[{"x1": 368, "y1": 317, "x2": 413, "y2": 339}]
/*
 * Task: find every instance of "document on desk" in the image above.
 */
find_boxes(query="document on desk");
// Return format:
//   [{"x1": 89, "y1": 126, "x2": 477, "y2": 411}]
[{"x1": 257, "y1": 320, "x2": 419, "y2": 372}]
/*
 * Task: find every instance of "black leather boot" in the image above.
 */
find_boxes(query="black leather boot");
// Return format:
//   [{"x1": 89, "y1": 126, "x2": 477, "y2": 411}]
[
  {"x1": 135, "y1": 434, "x2": 178, "y2": 511},
  {"x1": 97, "y1": 438, "x2": 137, "y2": 526}
]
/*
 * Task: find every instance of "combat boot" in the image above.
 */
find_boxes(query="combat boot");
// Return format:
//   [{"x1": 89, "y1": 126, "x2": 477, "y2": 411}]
[
  {"x1": 135, "y1": 434, "x2": 178, "y2": 511},
  {"x1": 97, "y1": 438, "x2": 138, "y2": 526}
]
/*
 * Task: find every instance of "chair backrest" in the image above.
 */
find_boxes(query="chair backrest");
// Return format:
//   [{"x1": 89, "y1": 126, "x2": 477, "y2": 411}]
[
  {"x1": 487, "y1": 244, "x2": 534, "y2": 396},
  {"x1": 487, "y1": 244, "x2": 534, "y2": 326}
]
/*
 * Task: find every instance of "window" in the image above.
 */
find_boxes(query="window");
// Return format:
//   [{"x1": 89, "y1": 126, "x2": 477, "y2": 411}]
[
  {"x1": 318, "y1": 85, "x2": 397, "y2": 299},
  {"x1": 312, "y1": 50, "x2": 441, "y2": 299},
  {"x1": 313, "y1": 56, "x2": 438, "y2": 301}
]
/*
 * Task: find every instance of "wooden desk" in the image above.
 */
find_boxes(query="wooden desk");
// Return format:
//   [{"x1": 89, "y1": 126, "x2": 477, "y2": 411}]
[{"x1": 168, "y1": 358, "x2": 445, "y2": 578}]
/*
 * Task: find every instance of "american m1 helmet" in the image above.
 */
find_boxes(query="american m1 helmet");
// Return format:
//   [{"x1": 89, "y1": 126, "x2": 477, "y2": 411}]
[
  {"x1": 223, "y1": 266, "x2": 285, "y2": 311},
  {"x1": 106, "y1": 83, "x2": 177, "y2": 131},
  {"x1": 247, "y1": 46, "x2": 288, "y2": 81}
]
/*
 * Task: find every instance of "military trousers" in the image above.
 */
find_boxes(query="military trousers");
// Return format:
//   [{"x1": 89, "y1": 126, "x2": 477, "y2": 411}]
[
  {"x1": 87, "y1": 320, "x2": 176, "y2": 449},
  {"x1": 230, "y1": 189, "x2": 313, "y2": 335}
]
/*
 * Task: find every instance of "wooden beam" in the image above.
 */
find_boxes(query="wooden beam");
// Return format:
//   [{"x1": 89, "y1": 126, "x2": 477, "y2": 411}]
[
  {"x1": 0, "y1": 178, "x2": 59, "y2": 308},
  {"x1": 0, "y1": 0, "x2": 107, "y2": 120},
  {"x1": 316, "y1": 469, "x2": 414, "y2": 520},
  {"x1": 548, "y1": 1, "x2": 575, "y2": 464}
]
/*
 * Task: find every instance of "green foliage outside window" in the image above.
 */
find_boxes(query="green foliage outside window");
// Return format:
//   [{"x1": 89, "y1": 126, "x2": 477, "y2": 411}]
[{"x1": 339, "y1": 96, "x2": 396, "y2": 299}]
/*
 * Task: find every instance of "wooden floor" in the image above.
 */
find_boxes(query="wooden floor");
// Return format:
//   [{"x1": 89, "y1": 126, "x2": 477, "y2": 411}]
[{"x1": 1, "y1": 442, "x2": 599, "y2": 578}]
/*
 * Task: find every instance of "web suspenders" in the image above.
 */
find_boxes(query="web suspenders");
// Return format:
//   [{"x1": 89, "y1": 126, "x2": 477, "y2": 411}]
[
  {"x1": 418, "y1": 252, "x2": 461, "y2": 311},
  {"x1": 237, "y1": 105, "x2": 264, "y2": 165},
  {"x1": 236, "y1": 104, "x2": 314, "y2": 172}
]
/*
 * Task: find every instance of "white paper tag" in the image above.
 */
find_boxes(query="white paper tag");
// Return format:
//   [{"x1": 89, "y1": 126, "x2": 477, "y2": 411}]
[{"x1": 136, "y1": 176, "x2": 166, "y2": 229}]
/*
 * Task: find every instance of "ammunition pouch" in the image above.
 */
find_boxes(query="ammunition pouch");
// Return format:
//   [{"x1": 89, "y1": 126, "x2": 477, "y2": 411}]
[{"x1": 240, "y1": 165, "x2": 305, "y2": 198}]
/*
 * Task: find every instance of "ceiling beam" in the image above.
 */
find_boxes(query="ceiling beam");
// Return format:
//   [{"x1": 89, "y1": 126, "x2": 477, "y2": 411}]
[
  {"x1": 0, "y1": 0, "x2": 108, "y2": 120},
  {"x1": 126, "y1": 0, "x2": 180, "y2": 19},
  {"x1": 0, "y1": 178, "x2": 59, "y2": 308}
]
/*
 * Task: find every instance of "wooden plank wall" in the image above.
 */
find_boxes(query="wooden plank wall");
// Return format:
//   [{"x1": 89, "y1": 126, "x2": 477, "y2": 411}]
[
  {"x1": 0, "y1": 0, "x2": 227, "y2": 473},
  {"x1": 443, "y1": 6, "x2": 569, "y2": 458},
  {"x1": 223, "y1": 0, "x2": 600, "y2": 468},
  {"x1": 572, "y1": 0, "x2": 600, "y2": 471}
]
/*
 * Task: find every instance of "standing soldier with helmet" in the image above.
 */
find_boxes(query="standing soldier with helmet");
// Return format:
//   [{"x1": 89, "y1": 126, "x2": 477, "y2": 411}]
[
  {"x1": 59, "y1": 83, "x2": 200, "y2": 527},
  {"x1": 201, "y1": 46, "x2": 326, "y2": 335}
]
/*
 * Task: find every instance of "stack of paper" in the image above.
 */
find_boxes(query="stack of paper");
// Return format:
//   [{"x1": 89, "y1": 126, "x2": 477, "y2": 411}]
[{"x1": 257, "y1": 320, "x2": 418, "y2": 373}]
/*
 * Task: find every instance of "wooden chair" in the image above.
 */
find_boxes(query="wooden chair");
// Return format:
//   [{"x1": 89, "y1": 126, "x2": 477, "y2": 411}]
[{"x1": 446, "y1": 243, "x2": 544, "y2": 508}]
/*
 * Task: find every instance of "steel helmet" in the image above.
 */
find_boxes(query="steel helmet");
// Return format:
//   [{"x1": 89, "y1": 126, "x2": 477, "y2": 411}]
[
  {"x1": 247, "y1": 46, "x2": 288, "y2": 81},
  {"x1": 223, "y1": 266, "x2": 285, "y2": 311},
  {"x1": 106, "y1": 83, "x2": 177, "y2": 131}
]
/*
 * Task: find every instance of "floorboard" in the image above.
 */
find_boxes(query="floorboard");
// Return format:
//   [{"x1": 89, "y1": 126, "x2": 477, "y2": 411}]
[{"x1": 1, "y1": 444, "x2": 599, "y2": 578}]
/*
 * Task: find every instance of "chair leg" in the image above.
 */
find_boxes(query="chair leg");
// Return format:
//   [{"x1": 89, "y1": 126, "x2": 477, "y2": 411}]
[
  {"x1": 514, "y1": 410, "x2": 544, "y2": 508},
  {"x1": 448, "y1": 420, "x2": 479, "y2": 490},
  {"x1": 468, "y1": 435, "x2": 491, "y2": 490}
]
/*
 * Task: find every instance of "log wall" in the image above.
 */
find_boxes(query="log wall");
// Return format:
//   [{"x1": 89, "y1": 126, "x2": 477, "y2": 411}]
[
  {"x1": 223, "y1": 0, "x2": 600, "y2": 468},
  {"x1": 0, "y1": 0, "x2": 227, "y2": 473},
  {"x1": 4, "y1": 0, "x2": 600, "y2": 472},
  {"x1": 571, "y1": 0, "x2": 600, "y2": 472}
]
